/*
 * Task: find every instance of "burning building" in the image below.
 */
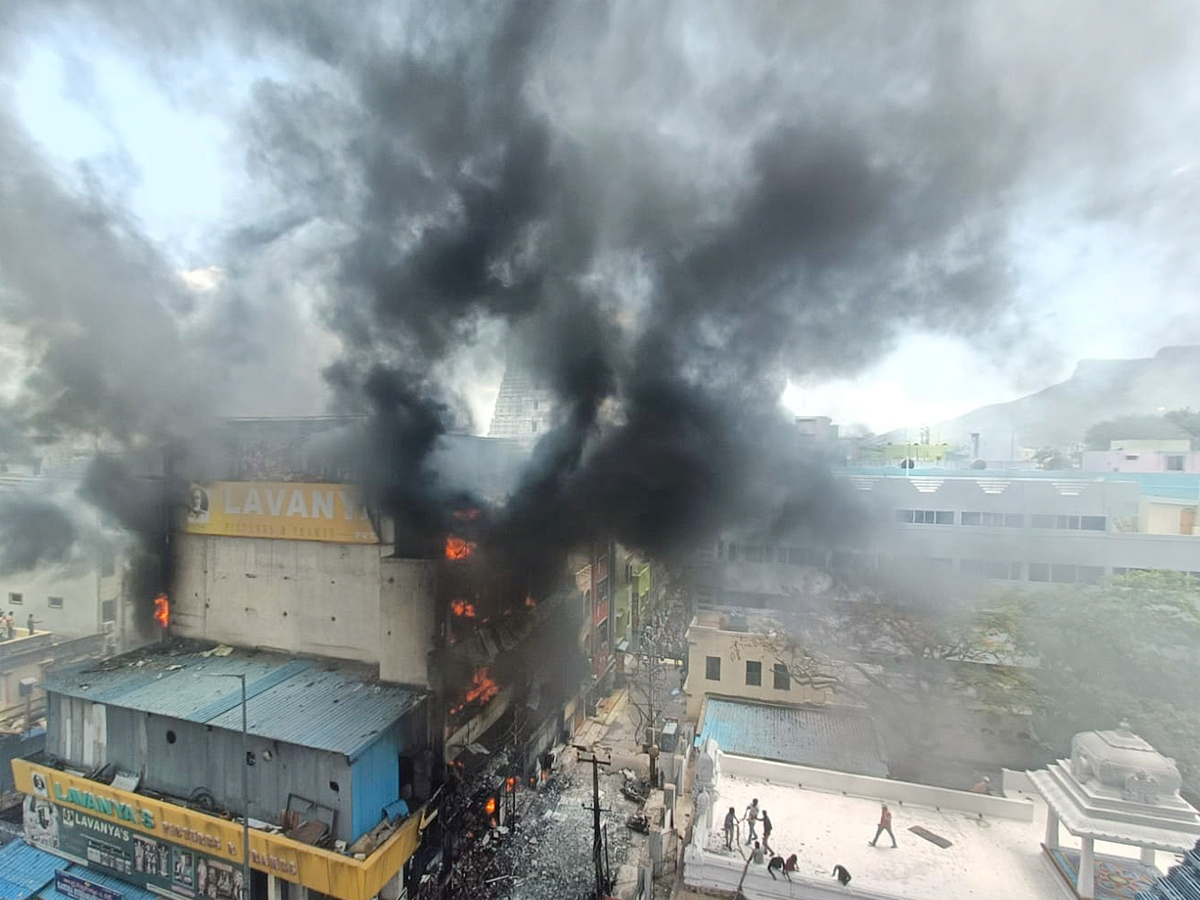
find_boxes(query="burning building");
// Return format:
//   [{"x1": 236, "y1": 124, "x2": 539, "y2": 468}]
[{"x1": 165, "y1": 420, "x2": 594, "y2": 809}]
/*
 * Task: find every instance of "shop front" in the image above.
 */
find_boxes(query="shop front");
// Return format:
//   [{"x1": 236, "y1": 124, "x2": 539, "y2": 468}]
[{"x1": 13, "y1": 760, "x2": 425, "y2": 900}]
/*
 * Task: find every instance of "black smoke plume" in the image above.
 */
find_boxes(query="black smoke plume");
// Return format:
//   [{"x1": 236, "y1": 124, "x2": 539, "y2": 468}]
[
  {"x1": 0, "y1": 494, "x2": 78, "y2": 575},
  {"x1": 2, "y1": 1, "x2": 1199, "y2": 608}
]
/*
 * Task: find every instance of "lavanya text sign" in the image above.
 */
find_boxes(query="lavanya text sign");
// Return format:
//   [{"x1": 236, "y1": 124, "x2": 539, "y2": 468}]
[{"x1": 184, "y1": 482, "x2": 377, "y2": 543}]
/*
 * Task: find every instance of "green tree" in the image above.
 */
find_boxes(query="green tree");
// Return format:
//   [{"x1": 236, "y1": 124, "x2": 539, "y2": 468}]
[
  {"x1": 1011, "y1": 571, "x2": 1200, "y2": 790},
  {"x1": 1084, "y1": 410, "x2": 1196, "y2": 450},
  {"x1": 1032, "y1": 446, "x2": 1074, "y2": 470},
  {"x1": 748, "y1": 570, "x2": 1037, "y2": 783}
]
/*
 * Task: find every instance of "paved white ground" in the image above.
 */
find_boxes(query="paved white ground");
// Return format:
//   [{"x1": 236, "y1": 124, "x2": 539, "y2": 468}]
[{"x1": 702, "y1": 775, "x2": 1173, "y2": 900}]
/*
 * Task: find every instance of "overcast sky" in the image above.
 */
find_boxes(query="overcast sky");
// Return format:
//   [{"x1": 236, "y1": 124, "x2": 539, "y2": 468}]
[{"x1": 5, "y1": 2, "x2": 1200, "y2": 437}]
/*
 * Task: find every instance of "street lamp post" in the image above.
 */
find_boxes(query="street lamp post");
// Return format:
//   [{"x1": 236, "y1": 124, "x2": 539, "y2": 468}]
[{"x1": 198, "y1": 673, "x2": 252, "y2": 900}]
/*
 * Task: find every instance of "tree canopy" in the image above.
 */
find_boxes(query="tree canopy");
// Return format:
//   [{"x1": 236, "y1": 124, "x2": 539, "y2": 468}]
[
  {"x1": 1084, "y1": 408, "x2": 1200, "y2": 450},
  {"x1": 759, "y1": 569, "x2": 1038, "y2": 783},
  {"x1": 1009, "y1": 570, "x2": 1200, "y2": 792}
]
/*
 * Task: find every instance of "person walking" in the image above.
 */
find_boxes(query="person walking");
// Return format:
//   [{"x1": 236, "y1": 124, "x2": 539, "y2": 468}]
[
  {"x1": 750, "y1": 841, "x2": 764, "y2": 865},
  {"x1": 761, "y1": 809, "x2": 773, "y2": 852},
  {"x1": 869, "y1": 803, "x2": 897, "y2": 847},
  {"x1": 723, "y1": 806, "x2": 738, "y2": 850},
  {"x1": 26, "y1": 614, "x2": 34, "y2": 636},
  {"x1": 744, "y1": 798, "x2": 760, "y2": 844}
]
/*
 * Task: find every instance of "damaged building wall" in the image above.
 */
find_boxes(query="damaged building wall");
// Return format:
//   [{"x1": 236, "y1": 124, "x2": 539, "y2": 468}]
[
  {"x1": 378, "y1": 559, "x2": 437, "y2": 687},
  {"x1": 171, "y1": 534, "x2": 387, "y2": 663}
]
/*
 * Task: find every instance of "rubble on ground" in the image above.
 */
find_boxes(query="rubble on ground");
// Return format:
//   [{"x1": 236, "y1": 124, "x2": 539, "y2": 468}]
[{"x1": 443, "y1": 766, "x2": 646, "y2": 900}]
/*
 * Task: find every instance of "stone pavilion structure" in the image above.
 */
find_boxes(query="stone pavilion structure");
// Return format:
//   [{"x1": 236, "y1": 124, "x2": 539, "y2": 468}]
[{"x1": 1030, "y1": 723, "x2": 1200, "y2": 900}]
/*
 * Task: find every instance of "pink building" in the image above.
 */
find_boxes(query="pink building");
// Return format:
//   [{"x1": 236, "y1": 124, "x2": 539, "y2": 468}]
[{"x1": 1082, "y1": 439, "x2": 1200, "y2": 473}]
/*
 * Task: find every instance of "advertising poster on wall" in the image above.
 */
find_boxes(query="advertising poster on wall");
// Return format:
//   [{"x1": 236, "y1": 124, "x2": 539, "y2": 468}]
[{"x1": 24, "y1": 796, "x2": 245, "y2": 900}]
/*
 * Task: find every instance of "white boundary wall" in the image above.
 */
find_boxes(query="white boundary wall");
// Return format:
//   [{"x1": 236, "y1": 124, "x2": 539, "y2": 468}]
[
  {"x1": 683, "y1": 844, "x2": 908, "y2": 900},
  {"x1": 719, "y1": 753, "x2": 1035, "y2": 822}
]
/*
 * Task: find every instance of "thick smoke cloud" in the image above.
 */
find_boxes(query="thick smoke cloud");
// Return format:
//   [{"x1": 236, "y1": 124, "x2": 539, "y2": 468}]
[
  {"x1": 3, "y1": 1, "x2": 1200, "y2": 597},
  {"x1": 0, "y1": 493, "x2": 78, "y2": 575}
]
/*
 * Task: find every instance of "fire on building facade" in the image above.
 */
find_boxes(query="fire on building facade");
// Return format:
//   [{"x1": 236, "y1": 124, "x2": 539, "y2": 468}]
[{"x1": 6, "y1": 418, "x2": 661, "y2": 899}]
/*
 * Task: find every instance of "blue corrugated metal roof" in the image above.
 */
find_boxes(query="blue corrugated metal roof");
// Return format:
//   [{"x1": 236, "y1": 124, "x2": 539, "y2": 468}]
[
  {"x1": 697, "y1": 697, "x2": 888, "y2": 778},
  {"x1": 44, "y1": 645, "x2": 424, "y2": 757},
  {"x1": 40, "y1": 865, "x2": 159, "y2": 900},
  {"x1": 110, "y1": 656, "x2": 311, "y2": 722},
  {"x1": 0, "y1": 874, "x2": 34, "y2": 898},
  {"x1": 0, "y1": 840, "x2": 67, "y2": 896},
  {"x1": 207, "y1": 667, "x2": 421, "y2": 760}
]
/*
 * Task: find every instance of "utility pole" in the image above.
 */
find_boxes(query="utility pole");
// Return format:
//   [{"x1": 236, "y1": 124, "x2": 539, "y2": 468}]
[
  {"x1": 575, "y1": 747, "x2": 612, "y2": 900},
  {"x1": 198, "y1": 673, "x2": 252, "y2": 900},
  {"x1": 239, "y1": 674, "x2": 250, "y2": 900},
  {"x1": 641, "y1": 632, "x2": 660, "y2": 786}
]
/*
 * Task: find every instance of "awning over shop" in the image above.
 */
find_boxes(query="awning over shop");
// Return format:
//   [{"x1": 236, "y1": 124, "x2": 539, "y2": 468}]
[{"x1": 0, "y1": 839, "x2": 159, "y2": 900}]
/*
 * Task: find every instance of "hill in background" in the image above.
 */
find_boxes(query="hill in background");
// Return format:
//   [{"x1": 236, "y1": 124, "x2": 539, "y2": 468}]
[{"x1": 927, "y1": 345, "x2": 1200, "y2": 456}]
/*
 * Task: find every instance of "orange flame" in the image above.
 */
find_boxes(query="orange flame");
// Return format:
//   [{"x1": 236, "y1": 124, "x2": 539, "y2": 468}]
[
  {"x1": 451, "y1": 600, "x2": 476, "y2": 618},
  {"x1": 485, "y1": 796, "x2": 496, "y2": 816},
  {"x1": 450, "y1": 667, "x2": 499, "y2": 715},
  {"x1": 153, "y1": 593, "x2": 170, "y2": 629},
  {"x1": 445, "y1": 536, "x2": 475, "y2": 560}
]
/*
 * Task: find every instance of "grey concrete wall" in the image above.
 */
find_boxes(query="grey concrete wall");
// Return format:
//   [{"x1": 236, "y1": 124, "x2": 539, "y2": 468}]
[
  {"x1": 379, "y1": 560, "x2": 436, "y2": 686},
  {"x1": 171, "y1": 534, "x2": 386, "y2": 662}
]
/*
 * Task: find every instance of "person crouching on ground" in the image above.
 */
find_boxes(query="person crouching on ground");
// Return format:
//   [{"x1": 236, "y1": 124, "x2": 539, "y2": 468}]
[{"x1": 767, "y1": 854, "x2": 792, "y2": 881}]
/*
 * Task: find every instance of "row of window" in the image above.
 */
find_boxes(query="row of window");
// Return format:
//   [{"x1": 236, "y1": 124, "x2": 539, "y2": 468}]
[
  {"x1": 722, "y1": 544, "x2": 831, "y2": 566},
  {"x1": 7, "y1": 592, "x2": 63, "y2": 609},
  {"x1": 704, "y1": 656, "x2": 791, "y2": 690},
  {"x1": 896, "y1": 510, "x2": 1107, "y2": 531},
  {"x1": 716, "y1": 545, "x2": 1200, "y2": 586}
]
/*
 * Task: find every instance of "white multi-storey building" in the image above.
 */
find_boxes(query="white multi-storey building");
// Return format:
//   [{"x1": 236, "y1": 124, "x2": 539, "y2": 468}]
[{"x1": 702, "y1": 468, "x2": 1200, "y2": 607}]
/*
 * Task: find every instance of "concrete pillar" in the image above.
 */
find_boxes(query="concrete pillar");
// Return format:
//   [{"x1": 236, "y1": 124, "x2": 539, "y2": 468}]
[
  {"x1": 1043, "y1": 810, "x2": 1059, "y2": 850},
  {"x1": 381, "y1": 871, "x2": 403, "y2": 900},
  {"x1": 266, "y1": 876, "x2": 282, "y2": 900},
  {"x1": 649, "y1": 827, "x2": 664, "y2": 877},
  {"x1": 1140, "y1": 845, "x2": 1156, "y2": 867},
  {"x1": 1078, "y1": 837, "x2": 1095, "y2": 900}
]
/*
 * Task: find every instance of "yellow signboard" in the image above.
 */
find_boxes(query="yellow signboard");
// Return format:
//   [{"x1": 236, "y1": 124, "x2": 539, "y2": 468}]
[
  {"x1": 183, "y1": 482, "x2": 378, "y2": 543},
  {"x1": 13, "y1": 759, "x2": 422, "y2": 900}
]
